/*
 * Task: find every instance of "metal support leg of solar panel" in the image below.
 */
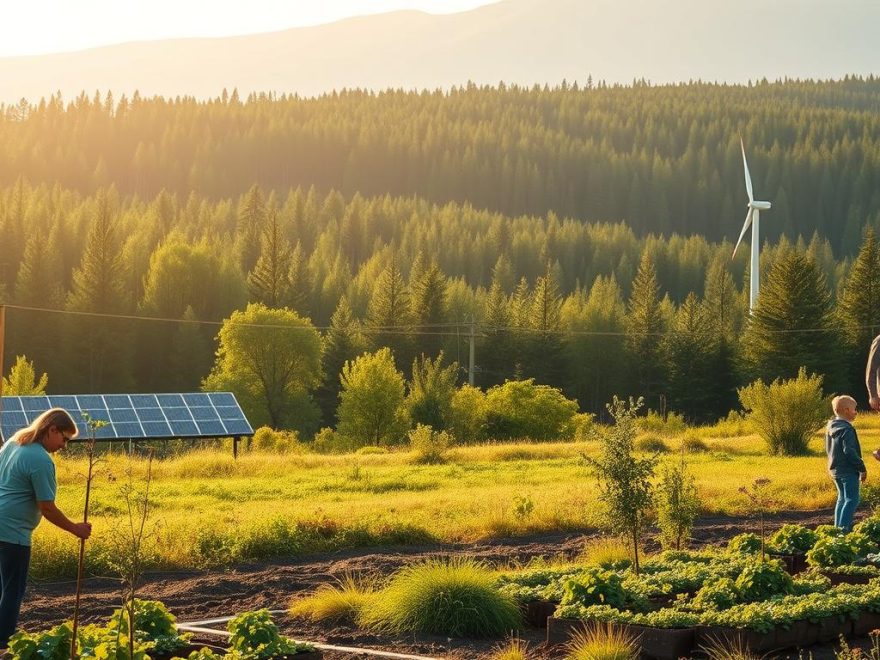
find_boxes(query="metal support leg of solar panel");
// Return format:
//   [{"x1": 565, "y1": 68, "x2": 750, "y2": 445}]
[{"x1": 0, "y1": 393, "x2": 254, "y2": 458}]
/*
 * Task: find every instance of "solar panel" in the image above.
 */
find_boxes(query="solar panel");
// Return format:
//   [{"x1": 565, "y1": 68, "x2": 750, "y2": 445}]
[{"x1": 0, "y1": 392, "x2": 254, "y2": 442}]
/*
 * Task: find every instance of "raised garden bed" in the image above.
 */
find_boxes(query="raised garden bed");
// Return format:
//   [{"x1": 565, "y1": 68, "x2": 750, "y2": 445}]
[
  {"x1": 547, "y1": 617, "x2": 694, "y2": 660},
  {"x1": 822, "y1": 570, "x2": 875, "y2": 586},
  {"x1": 522, "y1": 599, "x2": 558, "y2": 628}
]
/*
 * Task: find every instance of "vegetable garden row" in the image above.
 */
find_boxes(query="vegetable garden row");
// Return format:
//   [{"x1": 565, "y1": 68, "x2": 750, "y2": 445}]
[{"x1": 497, "y1": 517, "x2": 880, "y2": 658}]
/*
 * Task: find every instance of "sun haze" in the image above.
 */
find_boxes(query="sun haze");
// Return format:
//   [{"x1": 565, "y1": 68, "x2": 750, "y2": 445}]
[{"x1": 0, "y1": 0, "x2": 497, "y2": 57}]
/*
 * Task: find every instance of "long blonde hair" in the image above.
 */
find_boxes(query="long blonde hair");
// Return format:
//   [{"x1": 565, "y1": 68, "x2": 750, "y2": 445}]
[{"x1": 11, "y1": 408, "x2": 78, "y2": 446}]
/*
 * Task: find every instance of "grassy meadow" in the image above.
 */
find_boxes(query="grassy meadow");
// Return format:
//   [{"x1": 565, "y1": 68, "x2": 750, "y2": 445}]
[{"x1": 31, "y1": 413, "x2": 880, "y2": 580}]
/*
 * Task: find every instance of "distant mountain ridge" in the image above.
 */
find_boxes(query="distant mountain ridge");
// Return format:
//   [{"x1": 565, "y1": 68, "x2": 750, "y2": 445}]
[{"x1": 1, "y1": 0, "x2": 878, "y2": 104}]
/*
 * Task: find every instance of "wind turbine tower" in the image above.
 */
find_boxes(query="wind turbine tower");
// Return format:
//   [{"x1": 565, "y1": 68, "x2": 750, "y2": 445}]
[{"x1": 731, "y1": 139, "x2": 772, "y2": 312}]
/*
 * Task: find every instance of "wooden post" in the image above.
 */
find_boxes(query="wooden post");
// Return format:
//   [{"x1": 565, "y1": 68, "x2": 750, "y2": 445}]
[{"x1": 233, "y1": 436, "x2": 239, "y2": 459}]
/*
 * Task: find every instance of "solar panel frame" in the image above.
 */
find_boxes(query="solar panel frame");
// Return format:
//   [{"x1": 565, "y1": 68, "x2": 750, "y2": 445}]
[{"x1": 0, "y1": 392, "x2": 253, "y2": 442}]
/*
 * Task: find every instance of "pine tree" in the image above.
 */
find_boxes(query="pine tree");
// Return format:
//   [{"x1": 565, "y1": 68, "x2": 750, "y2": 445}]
[
  {"x1": 525, "y1": 264, "x2": 564, "y2": 386},
  {"x1": 743, "y1": 252, "x2": 840, "y2": 388},
  {"x1": 410, "y1": 260, "x2": 447, "y2": 359},
  {"x1": 236, "y1": 184, "x2": 267, "y2": 273},
  {"x1": 288, "y1": 241, "x2": 311, "y2": 317},
  {"x1": 366, "y1": 257, "x2": 413, "y2": 367},
  {"x1": 625, "y1": 253, "x2": 667, "y2": 408},
  {"x1": 315, "y1": 296, "x2": 368, "y2": 425},
  {"x1": 479, "y1": 277, "x2": 515, "y2": 387},
  {"x1": 168, "y1": 306, "x2": 213, "y2": 391},
  {"x1": 247, "y1": 210, "x2": 292, "y2": 307}
]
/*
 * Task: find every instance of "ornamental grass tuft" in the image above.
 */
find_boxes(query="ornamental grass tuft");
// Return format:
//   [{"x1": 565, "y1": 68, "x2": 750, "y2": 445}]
[
  {"x1": 489, "y1": 637, "x2": 530, "y2": 660},
  {"x1": 358, "y1": 557, "x2": 521, "y2": 637},
  {"x1": 289, "y1": 573, "x2": 376, "y2": 623},
  {"x1": 565, "y1": 623, "x2": 639, "y2": 660}
]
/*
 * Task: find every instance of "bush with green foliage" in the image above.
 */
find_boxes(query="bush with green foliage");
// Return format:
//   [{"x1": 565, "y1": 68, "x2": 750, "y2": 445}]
[
  {"x1": 638, "y1": 410, "x2": 687, "y2": 437},
  {"x1": 405, "y1": 353, "x2": 458, "y2": 430},
  {"x1": 571, "y1": 413, "x2": 595, "y2": 442},
  {"x1": 692, "y1": 577, "x2": 741, "y2": 610},
  {"x1": 733, "y1": 560, "x2": 793, "y2": 602},
  {"x1": 108, "y1": 599, "x2": 190, "y2": 655},
  {"x1": 336, "y1": 348, "x2": 410, "y2": 447},
  {"x1": 655, "y1": 456, "x2": 700, "y2": 550},
  {"x1": 408, "y1": 424, "x2": 452, "y2": 464},
  {"x1": 560, "y1": 567, "x2": 633, "y2": 610},
  {"x1": 359, "y1": 557, "x2": 521, "y2": 636},
  {"x1": 679, "y1": 431, "x2": 709, "y2": 453},
  {"x1": 727, "y1": 533, "x2": 762, "y2": 555},
  {"x1": 634, "y1": 434, "x2": 668, "y2": 453},
  {"x1": 737, "y1": 368, "x2": 827, "y2": 455},
  {"x1": 582, "y1": 397, "x2": 657, "y2": 574},
  {"x1": 227, "y1": 609, "x2": 314, "y2": 657},
  {"x1": 807, "y1": 535, "x2": 858, "y2": 568},
  {"x1": 769, "y1": 524, "x2": 819, "y2": 555},
  {"x1": 251, "y1": 426, "x2": 306, "y2": 454},
  {"x1": 855, "y1": 517, "x2": 880, "y2": 545},
  {"x1": 485, "y1": 379, "x2": 579, "y2": 441},
  {"x1": 448, "y1": 384, "x2": 488, "y2": 444}
]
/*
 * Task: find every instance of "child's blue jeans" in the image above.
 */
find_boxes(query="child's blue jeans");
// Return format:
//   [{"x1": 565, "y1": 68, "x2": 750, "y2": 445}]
[{"x1": 833, "y1": 474, "x2": 861, "y2": 532}]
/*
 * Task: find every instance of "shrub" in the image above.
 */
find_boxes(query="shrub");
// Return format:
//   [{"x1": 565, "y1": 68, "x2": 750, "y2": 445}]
[
  {"x1": 701, "y1": 410, "x2": 752, "y2": 439},
  {"x1": 807, "y1": 535, "x2": 857, "y2": 568},
  {"x1": 680, "y1": 431, "x2": 709, "y2": 453},
  {"x1": 448, "y1": 384, "x2": 488, "y2": 443},
  {"x1": 289, "y1": 574, "x2": 375, "y2": 623},
  {"x1": 565, "y1": 623, "x2": 639, "y2": 660},
  {"x1": 855, "y1": 517, "x2": 880, "y2": 545},
  {"x1": 560, "y1": 567, "x2": 631, "y2": 609},
  {"x1": 638, "y1": 410, "x2": 687, "y2": 437},
  {"x1": 847, "y1": 531, "x2": 878, "y2": 557},
  {"x1": 408, "y1": 424, "x2": 453, "y2": 464},
  {"x1": 737, "y1": 368, "x2": 826, "y2": 455},
  {"x1": 227, "y1": 610, "x2": 313, "y2": 657},
  {"x1": 692, "y1": 577, "x2": 740, "y2": 610},
  {"x1": 733, "y1": 560, "x2": 793, "y2": 602},
  {"x1": 311, "y1": 426, "x2": 353, "y2": 453},
  {"x1": 485, "y1": 379, "x2": 579, "y2": 441},
  {"x1": 252, "y1": 427, "x2": 305, "y2": 453},
  {"x1": 108, "y1": 599, "x2": 190, "y2": 655},
  {"x1": 635, "y1": 434, "x2": 668, "y2": 453},
  {"x1": 727, "y1": 533, "x2": 762, "y2": 555},
  {"x1": 406, "y1": 353, "x2": 458, "y2": 430},
  {"x1": 816, "y1": 524, "x2": 846, "y2": 539},
  {"x1": 572, "y1": 413, "x2": 596, "y2": 442},
  {"x1": 655, "y1": 456, "x2": 700, "y2": 550},
  {"x1": 359, "y1": 557, "x2": 521, "y2": 636},
  {"x1": 769, "y1": 524, "x2": 819, "y2": 555}
]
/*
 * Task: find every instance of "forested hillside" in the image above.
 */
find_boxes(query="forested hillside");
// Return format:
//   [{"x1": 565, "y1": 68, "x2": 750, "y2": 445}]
[
  {"x1": 3, "y1": 78, "x2": 880, "y2": 252},
  {"x1": 2, "y1": 78, "x2": 880, "y2": 431}
]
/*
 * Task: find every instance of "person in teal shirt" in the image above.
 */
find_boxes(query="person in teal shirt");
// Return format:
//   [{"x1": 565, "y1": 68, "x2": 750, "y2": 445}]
[{"x1": 0, "y1": 408, "x2": 92, "y2": 648}]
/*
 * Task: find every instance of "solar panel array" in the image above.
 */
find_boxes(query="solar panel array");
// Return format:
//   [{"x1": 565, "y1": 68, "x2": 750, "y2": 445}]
[{"x1": 0, "y1": 392, "x2": 254, "y2": 442}]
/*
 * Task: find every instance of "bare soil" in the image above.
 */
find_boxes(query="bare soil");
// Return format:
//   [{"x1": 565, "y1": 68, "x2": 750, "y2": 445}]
[{"x1": 18, "y1": 508, "x2": 876, "y2": 659}]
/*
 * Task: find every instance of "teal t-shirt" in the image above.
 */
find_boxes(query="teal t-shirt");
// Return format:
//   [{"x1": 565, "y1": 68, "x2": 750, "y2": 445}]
[{"x1": 0, "y1": 440, "x2": 57, "y2": 545}]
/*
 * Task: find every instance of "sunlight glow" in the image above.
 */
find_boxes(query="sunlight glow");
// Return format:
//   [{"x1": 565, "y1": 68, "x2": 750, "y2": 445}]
[{"x1": 1, "y1": 0, "x2": 498, "y2": 57}]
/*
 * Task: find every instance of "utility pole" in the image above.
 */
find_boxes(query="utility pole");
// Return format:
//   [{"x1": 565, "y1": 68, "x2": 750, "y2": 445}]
[{"x1": 468, "y1": 316, "x2": 475, "y2": 387}]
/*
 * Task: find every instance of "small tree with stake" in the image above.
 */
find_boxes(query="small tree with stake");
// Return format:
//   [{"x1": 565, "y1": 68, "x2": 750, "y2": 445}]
[
  {"x1": 582, "y1": 396, "x2": 658, "y2": 574},
  {"x1": 70, "y1": 413, "x2": 105, "y2": 660},
  {"x1": 739, "y1": 477, "x2": 775, "y2": 562}
]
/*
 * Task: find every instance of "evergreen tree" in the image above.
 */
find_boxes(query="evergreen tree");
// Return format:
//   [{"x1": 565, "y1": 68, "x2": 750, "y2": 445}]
[
  {"x1": 288, "y1": 241, "x2": 311, "y2": 317},
  {"x1": 168, "y1": 306, "x2": 213, "y2": 391},
  {"x1": 525, "y1": 264, "x2": 564, "y2": 386},
  {"x1": 410, "y1": 260, "x2": 448, "y2": 359},
  {"x1": 743, "y1": 253, "x2": 840, "y2": 388},
  {"x1": 247, "y1": 209, "x2": 292, "y2": 307},
  {"x1": 837, "y1": 227, "x2": 880, "y2": 400},
  {"x1": 479, "y1": 277, "x2": 516, "y2": 387},
  {"x1": 405, "y1": 352, "x2": 459, "y2": 430},
  {"x1": 315, "y1": 296, "x2": 368, "y2": 425},
  {"x1": 236, "y1": 184, "x2": 267, "y2": 273},
  {"x1": 625, "y1": 252, "x2": 667, "y2": 409},
  {"x1": 366, "y1": 257, "x2": 412, "y2": 366}
]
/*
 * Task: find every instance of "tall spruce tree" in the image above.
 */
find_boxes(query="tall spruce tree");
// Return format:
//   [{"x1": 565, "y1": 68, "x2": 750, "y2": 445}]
[
  {"x1": 625, "y1": 253, "x2": 667, "y2": 409},
  {"x1": 837, "y1": 227, "x2": 880, "y2": 400},
  {"x1": 247, "y1": 209, "x2": 292, "y2": 307},
  {"x1": 236, "y1": 184, "x2": 267, "y2": 273},
  {"x1": 743, "y1": 252, "x2": 840, "y2": 388},
  {"x1": 367, "y1": 256, "x2": 413, "y2": 367},
  {"x1": 315, "y1": 296, "x2": 368, "y2": 425},
  {"x1": 479, "y1": 277, "x2": 515, "y2": 387},
  {"x1": 526, "y1": 264, "x2": 564, "y2": 386},
  {"x1": 410, "y1": 260, "x2": 448, "y2": 359}
]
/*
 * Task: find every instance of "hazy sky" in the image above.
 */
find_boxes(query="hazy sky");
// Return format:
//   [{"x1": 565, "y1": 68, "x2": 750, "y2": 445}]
[{"x1": 1, "y1": 0, "x2": 498, "y2": 57}]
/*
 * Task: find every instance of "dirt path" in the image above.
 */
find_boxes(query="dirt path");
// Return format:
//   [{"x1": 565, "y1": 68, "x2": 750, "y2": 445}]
[{"x1": 18, "y1": 508, "x2": 854, "y2": 659}]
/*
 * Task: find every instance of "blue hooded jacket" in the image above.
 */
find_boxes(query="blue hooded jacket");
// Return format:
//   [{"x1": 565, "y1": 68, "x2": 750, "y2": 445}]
[{"x1": 825, "y1": 417, "x2": 866, "y2": 478}]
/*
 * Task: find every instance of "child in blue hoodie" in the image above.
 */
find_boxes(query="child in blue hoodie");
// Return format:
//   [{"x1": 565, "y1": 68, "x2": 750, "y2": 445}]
[{"x1": 825, "y1": 395, "x2": 866, "y2": 531}]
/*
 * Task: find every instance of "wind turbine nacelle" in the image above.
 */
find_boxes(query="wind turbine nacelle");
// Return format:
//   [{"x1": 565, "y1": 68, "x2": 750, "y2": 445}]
[{"x1": 750, "y1": 201, "x2": 772, "y2": 210}]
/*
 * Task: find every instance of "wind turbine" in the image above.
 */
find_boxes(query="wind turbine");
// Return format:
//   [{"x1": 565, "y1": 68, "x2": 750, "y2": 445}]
[{"x1": 732, "y1": 139, "x2": 771, "y2": 312}]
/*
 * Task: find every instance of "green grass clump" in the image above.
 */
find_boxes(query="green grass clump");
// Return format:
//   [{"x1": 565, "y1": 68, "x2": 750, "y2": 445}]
[
  {"x1": 635, "y1": 434, "x2": 668, "y2": 453},
  {"x1": 578, "y1": 537, "x2": 632, "y2": 570},
  {"x1": 565, "y1": 623, "x2": 638, "y2": 660},
  {"x1": 680, "y1": 432, "x2": 709, "y2": 453},
  {"x1": 490, "y1": 637, "x2": 530, "y2": 660},
  {"x1": 359, "y1": 557, "x2": 521, "y2": 636},
  {"x1": 290, "y1": 574, "x2": 375, "y2": 623}
]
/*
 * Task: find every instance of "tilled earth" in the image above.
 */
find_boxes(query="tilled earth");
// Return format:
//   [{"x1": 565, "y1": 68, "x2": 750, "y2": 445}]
[{"x1": 18, "y1": 509, "x2": 875, "y2": 659}]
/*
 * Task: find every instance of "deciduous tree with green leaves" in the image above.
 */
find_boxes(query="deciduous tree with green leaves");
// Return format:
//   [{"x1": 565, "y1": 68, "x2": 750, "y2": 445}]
[
  {"x1": 204, "y1": 303, "x2": 323, "y2": 430},
  {"x1": 582, "y1": 396, "x2": 657, "y2": 574},
  {"x1": 336, "y1": 348, "x2": 409, "y2": 447}
]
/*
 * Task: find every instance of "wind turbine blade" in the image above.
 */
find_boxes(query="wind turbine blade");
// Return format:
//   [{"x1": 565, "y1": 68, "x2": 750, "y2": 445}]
[
  {"x1": 741, "y1": 138, "x2": 754, "y2": 204},
  {"x1": 731, "y1": 208, "x2": 753, "y2": 260}
]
